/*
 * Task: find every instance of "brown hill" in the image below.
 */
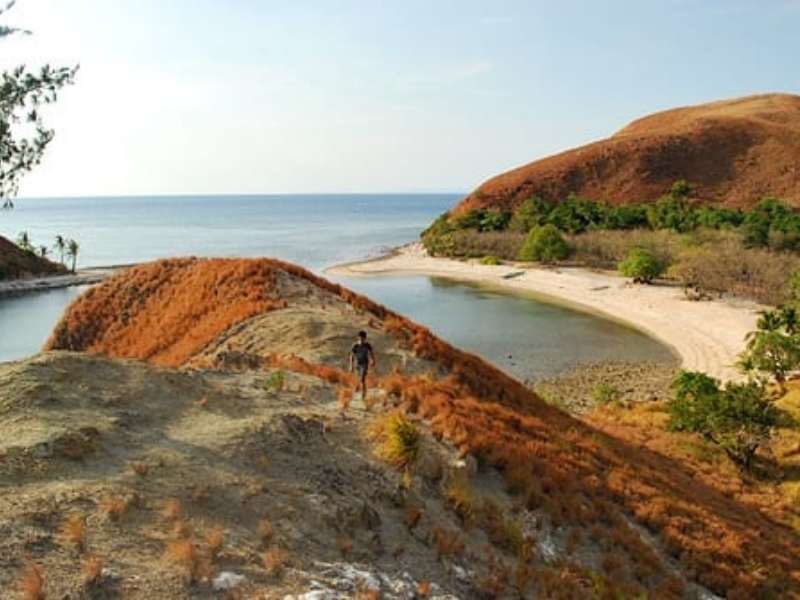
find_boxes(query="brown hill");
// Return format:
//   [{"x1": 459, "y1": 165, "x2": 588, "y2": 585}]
[
  {"x1": 456, "y1": 93, "x2": 800, "y2": 214},
  {"x1": 0, "y1": 234, "x2": 66, "y2": 280},
  {"x1": 1, "y1": 257, "x2": 796, "y2": 597}
]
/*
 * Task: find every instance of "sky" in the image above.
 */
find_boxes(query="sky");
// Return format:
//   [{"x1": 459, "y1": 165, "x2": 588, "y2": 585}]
[{"x1": 2, "y1": 0, "x2": 799, "y2": 197}]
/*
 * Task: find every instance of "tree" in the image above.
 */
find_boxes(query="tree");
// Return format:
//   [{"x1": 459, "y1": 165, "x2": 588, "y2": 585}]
[
  {"x1": 739, "y1": 308, "x2": 800, "y2": 393},
  {"x1": 16, "y1": 229, "x2": 31, "y2": 251},
  {"x1": 66, "y1": 238, "x2": 79, "y2": 272},
  {"x1": 54, "y1": 234, "x2": 66, "y2": 265},
  {"x1": 667, "y1": 371, "x2": 780, "y2": 470},
  {"x1": 38, "y1": 244, "x2": 47, "y2": 258},
  {"x1": 618, "y1": 247, "x2": 664, "y2": 284},
  {"x1": 517, "y1": 224, "x2": 571, "y2": 263},
  {"x1": 509, "y1": 196, "x2": 550, "y2": 232},
  {"x1": 1, "y1": 1, "x2": 77, "y2": 204}
]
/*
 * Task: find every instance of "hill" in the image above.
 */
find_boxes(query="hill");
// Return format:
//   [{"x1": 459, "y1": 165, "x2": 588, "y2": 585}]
[
  {"x1": 456, "y1": 93, "x2": 800, "y2": 214},
  {"x1": 0, "y1": 257, "x2": 797, "y2": 597},
  {"x1": 0, "y1": 234, "x2": 67, "y2": 281}
]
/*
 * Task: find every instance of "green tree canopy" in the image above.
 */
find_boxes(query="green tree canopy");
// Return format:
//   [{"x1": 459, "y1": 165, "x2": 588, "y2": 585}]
[
  {"x1": 668, "y1": 371, "x2": 781, "y2": 469},
  {"x1": 1, "y1": 1, "x2": 77, "y2": 206}
]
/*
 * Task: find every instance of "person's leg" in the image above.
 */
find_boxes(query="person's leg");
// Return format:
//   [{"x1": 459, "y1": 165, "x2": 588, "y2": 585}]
[{"x1": 360, "y1": 367, "x2": 368, "y2": 401}]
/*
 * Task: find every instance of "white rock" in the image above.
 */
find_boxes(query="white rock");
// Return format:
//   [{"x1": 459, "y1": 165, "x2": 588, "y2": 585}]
[{"x1": 212, "y1": 571, "x2": 246, "y2": 591}]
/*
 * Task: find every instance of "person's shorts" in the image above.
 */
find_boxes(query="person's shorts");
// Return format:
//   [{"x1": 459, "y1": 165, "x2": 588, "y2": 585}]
[{"x1": 357, "y1": 363, "x2": 369, "y2": 380}]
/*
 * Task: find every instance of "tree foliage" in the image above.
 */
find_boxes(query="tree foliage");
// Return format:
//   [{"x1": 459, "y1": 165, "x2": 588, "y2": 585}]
[
  {"x1": 739, "y1": 307, "x2": 800, "y2": 389},
  {"x1": 667, "y1": 371, "x2": 780, "y2": 469},
  {"x1": 1, "y1": 1, "x2": 77, "y2": 205},
  {"x1": 618, "y1": 247, "x2": 664, "y2": 283},
  {"x1": 517, "y1": 224, "x2": 571, "y2": 263}
]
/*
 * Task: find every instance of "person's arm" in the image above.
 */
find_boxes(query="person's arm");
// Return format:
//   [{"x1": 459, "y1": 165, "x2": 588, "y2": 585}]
[
  {"x1": 348, "y1": 346, "x2": 354, "y2": 372},
  {"x1": 369, "y1": 345, "x2": 376, "y2": 369}
]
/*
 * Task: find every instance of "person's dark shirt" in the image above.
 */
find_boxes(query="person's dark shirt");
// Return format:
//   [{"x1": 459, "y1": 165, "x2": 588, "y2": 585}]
[{"x1": 351, "y1": 341, "x2": 373, "y2": 366}]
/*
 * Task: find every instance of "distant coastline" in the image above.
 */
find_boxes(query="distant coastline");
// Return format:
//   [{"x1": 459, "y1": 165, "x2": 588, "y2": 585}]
[
  {"x1": 328, "y1": 243, "x2": 761, "y2": 381},
  {"x1": 0, "y1": 266, "x2": 122, "y2": 297}
]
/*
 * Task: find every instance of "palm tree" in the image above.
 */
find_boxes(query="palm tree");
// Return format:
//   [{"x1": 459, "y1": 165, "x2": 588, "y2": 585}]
[
  {"x1": 39, "y1": 245, "x2": 49, "y2": 258},
  {"x1": 16, "y1": 231, "x2": 32, "y2": 252},
  {"x1": 54, "y1": 234, "x2": 66, "y2": 265},
  {"x1": 66, "y1": 238, "x2": 79, "y2": 273}
]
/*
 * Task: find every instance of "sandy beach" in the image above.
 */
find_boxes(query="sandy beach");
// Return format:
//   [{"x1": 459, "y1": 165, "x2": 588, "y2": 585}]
[{"x1": 328, "y1": 243, "x2": 762, "y2": 381}]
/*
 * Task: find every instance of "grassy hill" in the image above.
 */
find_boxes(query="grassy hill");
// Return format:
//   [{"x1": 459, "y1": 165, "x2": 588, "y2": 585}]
[
  {"x1": 0, "y1": 257, "x2": 795, "y2": 597},
  {"x1": 0, "y1": 234, "x2": 66, "y2": 281},
  {"x1": 457, "y1": 93, "x2": 800, "y2": 214}
]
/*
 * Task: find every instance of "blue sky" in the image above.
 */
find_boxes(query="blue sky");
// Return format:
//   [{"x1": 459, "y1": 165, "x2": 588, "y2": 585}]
[{"x1": 3, "y1": 0, "x2": 799, "y2": 196}]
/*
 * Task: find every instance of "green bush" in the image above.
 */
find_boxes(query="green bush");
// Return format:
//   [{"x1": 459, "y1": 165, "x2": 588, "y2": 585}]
[
  {"x1": 618, "y1": 247, "x2": 665, "y2": 283},
  {"x1": 478, "y1": 209, "x2": 511, "y2": 232},
  {"x1": 265, "y1": 370, "x2": 285, "y2": 392},
  {"x1": 592, "y1": 383, "x2": 622, "y2": 406},
  {"x1": 739, "y1": 308, "x2": 800, "y2": 390},
  {"x1": 517, "y1": 225, "x2": 571, "y2": 263},
  {"x1": 480, "y1": 255, "x2": 500, "y2": 265},
  {"x1": 667, "y1": 371, "x2": 780, "y2": 469},
  {"x1": 509, "y1": 196, "x2": 550, "y2": 232}
]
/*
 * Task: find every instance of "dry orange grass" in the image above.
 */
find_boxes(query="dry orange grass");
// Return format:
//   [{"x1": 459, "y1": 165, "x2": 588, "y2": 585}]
[
  {"x1": 164, "y1": 539, "x2": 203, "y2": 582},
  {"x1": 17, "y1": 562, "x2": 45, "y2": 600},
  {"x1": 44, "y1": 256, "x2": 800, "y2": 596},
  {"x1": 46, "y1": 258, "x2": 288, "y2": 365},
  {"x1": 82, "y1": 554, "x2": 104, "y2": 587},
  {"x1": 262, "y1": 546, "x2": 290, "y2": 577},
  {"x1": 59, "y1": 513, "x2": 86, "y2": 553},
  {"x1": 99, "y1": 496, "x2": 129, "y2": 522},
  {"x1": 204, "y1": 526, "x2": 225, "y2": 560},
  {"x1": 161, "y1": 498, "x2": 182, "y2": 521}
]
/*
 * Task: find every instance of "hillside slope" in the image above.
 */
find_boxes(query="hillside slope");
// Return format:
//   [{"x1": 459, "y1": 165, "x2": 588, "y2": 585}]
[
  {"x1": 457, "y1": 93, "x2": 800, "y2": 213},
  {"x1": 0, "y1": 234, "x2": 66, "y2": 280},
  {"x1": 0, "y1": 257, "x2": 796, "y2": 597}
]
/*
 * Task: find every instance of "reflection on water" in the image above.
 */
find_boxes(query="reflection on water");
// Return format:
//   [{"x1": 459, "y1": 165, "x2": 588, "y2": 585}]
[{"x1": 0, "y1": 286, "x2": 87, "y2": 362}]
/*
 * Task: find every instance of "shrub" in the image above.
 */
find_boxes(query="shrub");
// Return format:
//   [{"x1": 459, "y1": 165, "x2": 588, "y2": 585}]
[
  {"x1": 18, "y1": 563, "x2": 45, "y2": 600},
  {"x1": 569, "y1": 229, "x2": 678, "y2": 269},
  {"x1": 509, "y1": 196, "x2": 550, "y2": 232},
  {"x1": 265, "y1": 370, "x2": 285, "y2": 392},
  {"x1": 164, "y1": 539, "x2": 203, "y2": 582},
  {"x1": 669, "y1": 238, "x2": 800, "y2": 305},
  {"x1": 480, "y1": 255, "x2": 500, "y2": 266},
  {"x1": 739, "y1": 308, "x2": 800, "y2": 390},
  {"x1": 517, "y1": 225, "x2": 571, "y2": 263},
  {"x1": 479, "y1": 209, "x2": 511, "y2": 232},
  {"x1": 646, "y1": 195, "x2": 697, "y2": 232},
  {"x1": 262, "y1": 546, "x2": 290, "y2": 577},
  {"x1": 618, "y1": 247, "x2": 664, "y2": 283},
  {"x1": 368, "y1": 412, "x2": 420, "y2": 469},
  {"x1": 59, "y1": 514, "x2": 86, "y2": 553},
  {"x1": 593, "y1": 383, "x2": 622, "y2": 406},
  {"x1": 82, "y1": 555, "x2": 104, "y2": 588},
  {"x1": 667, "y1": 371, "x2": 780, "y2": 469}
]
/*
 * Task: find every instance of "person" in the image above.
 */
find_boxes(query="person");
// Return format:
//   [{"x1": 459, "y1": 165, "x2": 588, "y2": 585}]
[{"x1": 349, "y1": 330, "x2": 376, "y2": 402}]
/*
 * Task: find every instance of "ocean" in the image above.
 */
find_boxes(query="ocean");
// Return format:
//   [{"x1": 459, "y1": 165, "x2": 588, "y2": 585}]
[{"x1": 0, "y1": 194, "x2": 675, "y2": 378}]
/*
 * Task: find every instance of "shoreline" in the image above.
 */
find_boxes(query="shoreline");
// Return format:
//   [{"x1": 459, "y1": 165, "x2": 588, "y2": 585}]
[
  {"x1": 0, "y1": 266, "x2": 119, "y2": 298},
  {"x1": 328, "y1": 243, "x2": 762, "y2": 382}
]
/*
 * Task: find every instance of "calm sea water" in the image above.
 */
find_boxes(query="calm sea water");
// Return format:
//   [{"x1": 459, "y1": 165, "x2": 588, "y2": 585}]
[{"x1": 0, "y1": 194, "x2": 675, "y2": 378}]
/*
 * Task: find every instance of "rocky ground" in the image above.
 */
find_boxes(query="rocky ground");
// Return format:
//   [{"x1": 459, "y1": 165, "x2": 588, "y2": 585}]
[{"x1": 533, "y1": 361, "x2": 679, "y2": 414}]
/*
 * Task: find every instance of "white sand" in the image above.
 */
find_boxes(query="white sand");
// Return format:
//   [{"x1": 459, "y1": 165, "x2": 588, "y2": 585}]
[{"x1": 328, "y1": 243, "x2": 762, "y2": 381}]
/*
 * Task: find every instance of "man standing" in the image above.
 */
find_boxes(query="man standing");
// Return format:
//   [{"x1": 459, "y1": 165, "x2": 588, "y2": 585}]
[{"x1": 349, "y1": 330, "x2": 376, "y2": 403}]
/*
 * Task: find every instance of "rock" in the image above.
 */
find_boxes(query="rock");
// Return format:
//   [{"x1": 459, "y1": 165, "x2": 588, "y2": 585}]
[{"x1": 212, "y1": 571, "x2": 246, "y2": 591}]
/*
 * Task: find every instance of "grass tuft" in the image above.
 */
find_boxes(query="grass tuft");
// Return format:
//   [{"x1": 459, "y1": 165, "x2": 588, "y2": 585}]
[
  {"x1": 18, "y1": 562, "x2": 45, "y2": 600},
  {"x1": 82, "y1": 554, "x2": 104, "y2": 588},
  {"x1": 368, "y1": 411, "x2": 420, "y2": 469},
  {"x1": 59, "y1": 513, "x2": 86, "y2": 553}
]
